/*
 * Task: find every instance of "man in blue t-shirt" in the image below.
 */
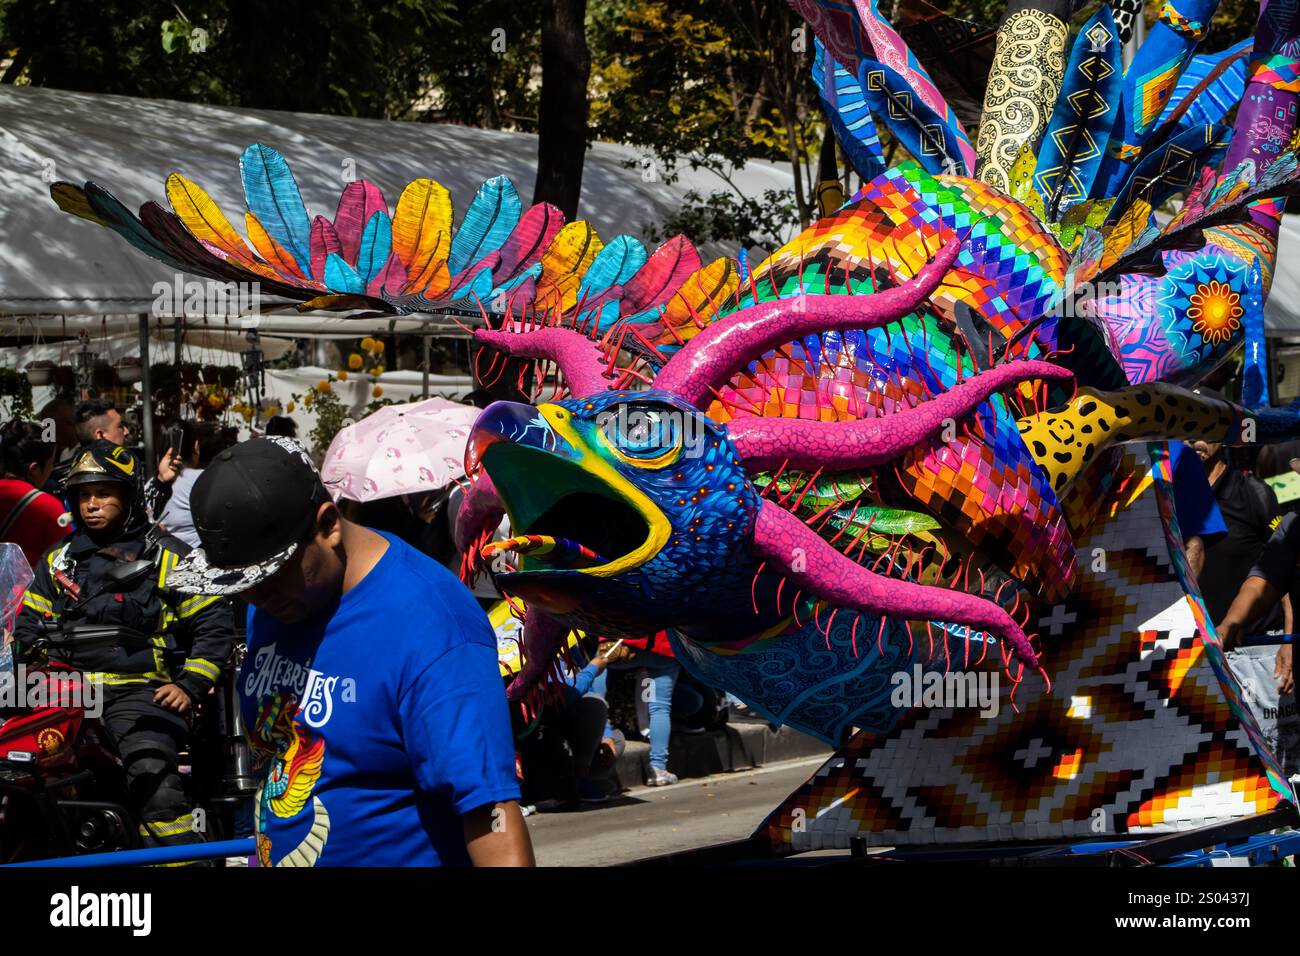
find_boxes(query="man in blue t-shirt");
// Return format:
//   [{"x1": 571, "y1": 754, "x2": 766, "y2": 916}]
[
  {"x1": 1168, "y1": 441, "x2": 1228, "y2": 577},
  {"x1": 165, "y1": 436, "x2": 533, "y2": 867}
]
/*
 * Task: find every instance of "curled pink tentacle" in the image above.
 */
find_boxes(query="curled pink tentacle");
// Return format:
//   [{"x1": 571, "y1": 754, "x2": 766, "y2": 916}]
[
  {"x1": 506, "y1": 611, "x2": 567, "y2": 701},
  {"x1": 728, "y1": 359, "x2": 1073, "y2": 470},
  {"x1": 750, "y1": 499, "x2": 1040, "y2": 669},
  {"x1": 454, "y1": 471, "x2": 505, "y2": 555},
  {"x1": 652, "y1": 237, "x2": 963, "y2": 406},
  {"x1": 474, "y1": 326, "x2": 612, "y2": 398}
]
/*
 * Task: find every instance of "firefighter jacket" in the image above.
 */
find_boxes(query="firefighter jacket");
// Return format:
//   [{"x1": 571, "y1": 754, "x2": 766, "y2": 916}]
[{"x1": 13, "y1": 527, "x2": 235, "y2": 703}]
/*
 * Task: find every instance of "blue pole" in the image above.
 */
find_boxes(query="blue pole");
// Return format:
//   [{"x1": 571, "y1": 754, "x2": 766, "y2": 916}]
[
  {"x1": 1, "y1": 837, "x2": 256, "y2": 868},
  {"x1": 1241, "y1": 633, "x2": 1296, "y2": 646}
]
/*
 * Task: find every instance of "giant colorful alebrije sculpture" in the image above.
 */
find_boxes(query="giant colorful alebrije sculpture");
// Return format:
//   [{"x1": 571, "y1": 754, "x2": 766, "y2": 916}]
[{"x1": 46, "y1": 0, "x2": 1300, "y2": 839}]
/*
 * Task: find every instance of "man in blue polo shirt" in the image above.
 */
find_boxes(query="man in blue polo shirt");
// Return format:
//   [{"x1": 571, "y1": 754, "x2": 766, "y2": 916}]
[{"x1": 166, "y1": 437, "x2": 532, "y2": 867}]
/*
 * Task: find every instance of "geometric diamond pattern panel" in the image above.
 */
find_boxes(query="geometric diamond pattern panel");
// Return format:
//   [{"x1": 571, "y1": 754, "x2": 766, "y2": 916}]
[{"x1": 762, "y1": 450, "x2": 1287, "y2": 851}]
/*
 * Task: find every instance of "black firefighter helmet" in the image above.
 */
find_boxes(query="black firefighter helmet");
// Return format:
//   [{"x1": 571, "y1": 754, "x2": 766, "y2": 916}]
[{"x1": 64, "y1": 440, "x2": 147, "y2": 533}]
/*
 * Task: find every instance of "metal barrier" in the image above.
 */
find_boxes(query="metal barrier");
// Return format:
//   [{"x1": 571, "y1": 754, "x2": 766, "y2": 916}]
[
  {"x1": 1, "y1": 837, "x2": 256, "y2": 868},
  {"x1": 1242, "y1": 633, "x2": 1296, "y2": 645}
]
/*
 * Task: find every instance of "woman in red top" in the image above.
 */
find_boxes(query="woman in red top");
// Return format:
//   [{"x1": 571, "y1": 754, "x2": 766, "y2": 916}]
[{"x1": 0, "y1": 419, "x2": 70, "y2": 569}]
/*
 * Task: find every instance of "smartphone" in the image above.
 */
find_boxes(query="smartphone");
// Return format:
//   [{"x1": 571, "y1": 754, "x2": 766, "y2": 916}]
[{"x1": 167, "y1": 425, "x2": 184, "y2": 458}]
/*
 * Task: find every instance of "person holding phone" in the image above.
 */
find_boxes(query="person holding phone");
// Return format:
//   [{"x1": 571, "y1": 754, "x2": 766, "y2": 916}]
[
  {"x1": 157, "y1": 420, "x2": 205, "y2": 548},
  {"x1": 517, "y1": 638, "x2": 620, "y2": 808}
]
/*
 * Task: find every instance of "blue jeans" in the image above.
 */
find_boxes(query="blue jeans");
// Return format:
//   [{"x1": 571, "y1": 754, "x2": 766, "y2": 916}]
[{"x1": 594, "y1": 653, "x2": 702, "y2": 771}]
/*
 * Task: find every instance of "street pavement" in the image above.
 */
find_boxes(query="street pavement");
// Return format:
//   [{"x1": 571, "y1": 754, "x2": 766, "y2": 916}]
[{"x1": 524, "y1": 756, "x2": 826, "y2": 866}]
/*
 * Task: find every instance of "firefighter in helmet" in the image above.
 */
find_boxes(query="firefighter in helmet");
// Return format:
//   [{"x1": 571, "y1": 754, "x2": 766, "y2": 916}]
[{"x1": 14, "y1": 440, "x2": 235, "y2": 852}]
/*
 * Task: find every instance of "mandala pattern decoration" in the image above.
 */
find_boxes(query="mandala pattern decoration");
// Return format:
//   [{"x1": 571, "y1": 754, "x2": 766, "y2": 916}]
[
  {"x1": 1150, "y1": 253, "x2": 1251, "y2": 382},
  {"x1": 1187, "y1": 280, "x2": 1245, "y2": 346}
]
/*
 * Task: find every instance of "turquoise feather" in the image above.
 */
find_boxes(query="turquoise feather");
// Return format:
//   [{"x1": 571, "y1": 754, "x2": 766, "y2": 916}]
[
  {"x1": 239, "y1": 144, "x2": 312, "y2": 277},
  {"x1": 323, "y1": 252, "x2": 364, "y2": 294},
  {"x1": 576, "y1": 235, "x2": 647, "y2": 330},
  {"x1": 356, "y1": 211, "x2": 393, "y2": 286},
  {"x1": 579, "y1": 235, "x2": 646, "y2": 298},
  {"x1": 448, "y1": 176, "x2": 521, "y2": 276}
]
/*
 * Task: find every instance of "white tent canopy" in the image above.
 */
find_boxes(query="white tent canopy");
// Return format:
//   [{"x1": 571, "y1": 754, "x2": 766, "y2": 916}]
[
  {"x1": 1266, "y1": 215, "x2": 1300, "y2": 335},
  {"x1": 0, "y1": 84, "x2": 796, "y2": 317}
]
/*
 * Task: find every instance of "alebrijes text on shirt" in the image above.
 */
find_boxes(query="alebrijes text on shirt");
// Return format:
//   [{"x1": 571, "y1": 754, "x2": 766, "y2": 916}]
[{"x1": 243, "y1": 642, "x2": 353, "y2": 728}]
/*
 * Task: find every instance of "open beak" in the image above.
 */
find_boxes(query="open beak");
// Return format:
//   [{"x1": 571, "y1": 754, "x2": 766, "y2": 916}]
[{"x1": 465, "y1": 401, "x2": 668, "y2": 578}]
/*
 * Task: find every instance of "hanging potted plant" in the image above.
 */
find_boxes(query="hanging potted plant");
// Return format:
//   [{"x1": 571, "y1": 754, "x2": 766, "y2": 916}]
[
  {"x1": 24, "y1": 360, "x2": 55, "y2": 386},
  {"x1": 0, "y1": 368, "x2": 34, "y2": 419}
]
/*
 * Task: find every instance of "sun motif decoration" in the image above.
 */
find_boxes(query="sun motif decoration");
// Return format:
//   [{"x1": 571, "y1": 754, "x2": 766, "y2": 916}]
[{"x1": 1187, "y1": 279, "x2": 1245, "y2": 346}]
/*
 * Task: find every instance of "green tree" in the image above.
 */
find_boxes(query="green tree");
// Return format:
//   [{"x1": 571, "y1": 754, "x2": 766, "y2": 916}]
[
  {"x1": 1, "y1": 0, "x2": 457, "y2": 118},
  {"x1": 415, "y1": 0, "x2": 543, "y2": 129},
  {"x1": 589, "y1": 0, "x2": 820, "y2": 244}
]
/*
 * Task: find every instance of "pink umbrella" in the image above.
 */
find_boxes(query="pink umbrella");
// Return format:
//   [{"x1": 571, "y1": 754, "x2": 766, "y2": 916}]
[{"x1": 321, "y1": 397, "x2": 482, "y2": 503}]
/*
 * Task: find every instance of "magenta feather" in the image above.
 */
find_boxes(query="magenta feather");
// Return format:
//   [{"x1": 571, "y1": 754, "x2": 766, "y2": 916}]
[{"x1": 334, "y1": 180, "x2": 388, "y2": 265}]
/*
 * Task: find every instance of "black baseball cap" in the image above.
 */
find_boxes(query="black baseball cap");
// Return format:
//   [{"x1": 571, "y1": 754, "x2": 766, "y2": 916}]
[{"x1": 165, "y1": 436, "x2": 330, "y2": 595}]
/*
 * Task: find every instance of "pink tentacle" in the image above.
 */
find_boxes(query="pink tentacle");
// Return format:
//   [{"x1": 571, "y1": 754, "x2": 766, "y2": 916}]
[
  {"x1": 750, "y1": 499, "x2": 1040, "y2": 670},
  {"x1": 728, "y1": 360, "x2": 1071, "y2": 470},
  {"x1": 454, "y1": 471, "x2": 505, "y2": 556},
  {"x1": 506, "y1": 611, "x2": 568, "y2": 701},
  {"x1": 474, "y1": 326, "x2": 612, "y2": 398},
  {"x1": 652, "y1": 237, "x2": 963, "y2": 406}
]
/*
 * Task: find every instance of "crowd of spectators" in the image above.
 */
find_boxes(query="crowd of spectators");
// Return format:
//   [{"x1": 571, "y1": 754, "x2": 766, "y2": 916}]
[{"x1": 0, "y1": 398, "x2": 752, "y2": 817}]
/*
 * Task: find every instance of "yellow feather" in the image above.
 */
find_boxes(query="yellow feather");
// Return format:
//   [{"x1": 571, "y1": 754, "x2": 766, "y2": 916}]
[
  {"x1": 410, "y1": 248, "x2": 452, "y2": 298},
  {"x1": 50, "y1": 182, "x2": 106, "y2": 225},
  {"x1": 658, "y1": 258, "x2": 739, "y2": 343},
  {"x1": 1100, "y1": 198, "x2": 1151, "y2": 273},
  {"x1": 535, "y1": 221, "x2": 603, "y2": 316},
  {"x1": 393, "y1": 178, "x2": 453, "y2": 291},
  {"x1": 165, "y1": 173, "x2": 262, "y2": 272}
]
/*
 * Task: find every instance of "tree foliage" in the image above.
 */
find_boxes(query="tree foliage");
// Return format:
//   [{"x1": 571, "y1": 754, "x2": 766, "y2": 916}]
[
  {"x1": 0, "y1": 0, "x2": 457, "y2": 117},
  {"x1": 0, "y1": 0, "x2": 1269, "y2": 248}
]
